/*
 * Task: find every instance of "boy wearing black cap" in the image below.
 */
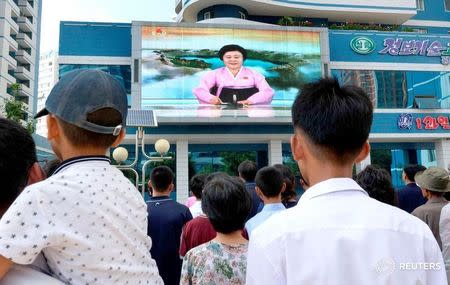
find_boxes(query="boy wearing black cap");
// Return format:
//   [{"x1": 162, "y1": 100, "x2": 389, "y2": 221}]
[{"x1": 0, "y1": 69, "x2": 163, "y2": 284}]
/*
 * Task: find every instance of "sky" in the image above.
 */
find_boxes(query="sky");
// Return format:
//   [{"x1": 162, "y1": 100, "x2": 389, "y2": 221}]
[{"x1": 40, "y1": 0, "x2": 175, "y2": 54}]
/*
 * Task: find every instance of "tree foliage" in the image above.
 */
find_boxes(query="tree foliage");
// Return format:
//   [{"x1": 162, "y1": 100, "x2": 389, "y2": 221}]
[
  {"x1": 218, "y1": 151, "x2": 256, "y2": 176},
  {"x1": 2, "y1": 83, "x2": 34, "y2": 134}
]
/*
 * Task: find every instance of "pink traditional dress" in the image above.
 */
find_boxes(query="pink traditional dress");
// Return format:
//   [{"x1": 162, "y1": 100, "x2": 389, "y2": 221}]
[{"x1": 193, "y1": 67, "x2": 274, "y2": 104}]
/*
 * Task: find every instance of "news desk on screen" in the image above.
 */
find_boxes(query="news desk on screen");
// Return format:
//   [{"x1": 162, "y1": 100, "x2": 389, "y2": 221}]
[{"x1": 147, "y1": 104, "x2": 292, "y2": 124}]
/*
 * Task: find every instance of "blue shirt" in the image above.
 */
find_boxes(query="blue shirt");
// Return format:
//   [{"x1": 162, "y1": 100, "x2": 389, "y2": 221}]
[
  {"x1": 147, "y1": 196, "x2": 192, "y2": 285},
  {"x1": 245, "y1": 203, "x2": 286, "y2": 237},
  {"x1": 397, "y1": 183, "x2": 427, "y2": 213}
]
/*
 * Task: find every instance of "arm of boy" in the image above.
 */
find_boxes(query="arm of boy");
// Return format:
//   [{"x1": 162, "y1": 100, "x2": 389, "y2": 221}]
[
  {"x1": 0, "y1": 256, "x2": 13, "y2": 279},
  {"x1": 0, "y1": 184, "x2": 53, "y2": 273}
]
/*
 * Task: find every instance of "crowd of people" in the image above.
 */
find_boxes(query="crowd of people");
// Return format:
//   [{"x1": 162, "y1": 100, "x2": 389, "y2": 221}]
[{"x1": 0, "y1": 69, "x2": 449, "y2": 285}]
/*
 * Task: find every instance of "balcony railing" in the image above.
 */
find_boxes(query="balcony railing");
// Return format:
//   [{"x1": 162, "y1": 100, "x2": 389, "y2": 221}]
[
  {"x1": 15, "y1": 49, "x2": 32, "y2": 64},
  {"x1": 18, "y1": 0, "x2": 34, "y2": 16},
  {"x1": 17, "y1": 16, "x2": 33, "y2": 32},
  {"x1": 15, "y1": 65, "x2": 32, "y2": 80},
  {"x1": 16, "y1": 32, "x2": 33, "y2": 48}
]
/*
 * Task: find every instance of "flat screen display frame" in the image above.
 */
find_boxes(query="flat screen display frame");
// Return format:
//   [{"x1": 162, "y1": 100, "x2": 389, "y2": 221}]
[{"x1": 132, "y1": 21, "x2": 329, "y2": 122}]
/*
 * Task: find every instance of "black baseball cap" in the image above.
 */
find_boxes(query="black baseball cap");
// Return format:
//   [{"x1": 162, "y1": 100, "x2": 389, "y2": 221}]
[{"x1": 35, "y1": 69, "x2": 127, "y2": 136}]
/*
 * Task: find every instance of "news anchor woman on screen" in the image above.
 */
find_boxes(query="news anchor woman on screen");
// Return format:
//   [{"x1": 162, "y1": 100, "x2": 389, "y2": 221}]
[{"x1": 193, "y1": 44, "x2": 274, "y2": 105}]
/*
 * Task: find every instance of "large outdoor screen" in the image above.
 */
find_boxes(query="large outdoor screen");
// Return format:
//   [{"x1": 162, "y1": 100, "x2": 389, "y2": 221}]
[{"x1": 140, "y1": 24, "x2": 322, "y2": 109}]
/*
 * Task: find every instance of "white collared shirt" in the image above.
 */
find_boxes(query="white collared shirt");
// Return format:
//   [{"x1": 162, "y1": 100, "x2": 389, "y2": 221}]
[
  {"x1": 440, "y1": 204, "x2": 450, "y2": 269},
  {"x1": 189, "y1": 200, "x2": 203, "y2": 218},
  {"x1": 246, "y1": 178, "x2": 447, "y2": 285},
  {"x1": 0, "y1": 156, "x2": 163, "y2": 285}
]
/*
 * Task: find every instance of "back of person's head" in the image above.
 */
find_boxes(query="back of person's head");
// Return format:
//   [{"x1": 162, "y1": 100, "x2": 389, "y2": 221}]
[
  {"x1": 414, "y1": 166, "x2": 450, "y2": 197},
  {"x1": 150, "y1": 166, "x2": 174, "y2": 192},
  {"x1": 206, "y1": 171, "x2": 229, "y2": 183},
  {"x1": 403, "y1": 164, "x2": 427, "y2": 182},
  {"x1": 56, "y1": 108, "x2": 123, "y2": 149},
  {"x1": 273, "y1": 164, "x2": 296, "y2": 201},
  {"x1": 292, "y1": 78, "x2": 373, "y2": 162},
  {"x1": 202, "y1": 174, "x2": 252, "y2": 233},
  {"x1": 355, "y1": 165, "x2": 398, "y2": 206},
  {"x1": 42, "y1": 158, "x2": 61, "y2": 177},
  {"x1": 237, "y1": 160, "x2": 257, "y2": 182},
  {"x1": 0, "y1": 118, "x2": 37, "y2": 213},
  {"x1": 34, "y1": 69, "x2": 128, "y2": 151},
  {"x1": 190, "y1": 173, "x2": 207, "y2": 199},
  {"x1": 255, "y1": 166, "x2": 285, "y2": 198}
]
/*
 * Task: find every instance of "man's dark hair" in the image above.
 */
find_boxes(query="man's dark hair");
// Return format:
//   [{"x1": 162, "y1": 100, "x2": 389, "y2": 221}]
[
  {"x1": 292, "y1": 78, "x2": 373, "y2": 161},
  {"x1": 403, "y1": 164, "x2": 427, "y2": 182},
  {"x1": 150, "y1": 166, "x2": 174, "y2": 192},
  {"x1": 0, "y1": 118, "x2": 37, "y2": 213},
  {"x1": 273, "y1": 164, "x2": 296, "y2": 202},
  {"x1": 355, "y1": 165, "x2": 398, "y2": 206},
  {"x1": 202, "y1": 175, "x2": 252, "y2": 233},
  {"x1": 238, "y1": 160, "x2": 257, "y2": 182},
  {"x1": 56, "y1": 108, "x2": 122, "y2": 149},
  {"x1": 190, "y1": 174, "x2": 207, "y2": 199},
  {"x1": 255, "y1": 166, "x2": 284, "y2": 198}
]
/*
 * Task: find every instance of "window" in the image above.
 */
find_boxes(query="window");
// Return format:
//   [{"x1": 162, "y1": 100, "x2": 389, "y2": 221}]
[
  {"x1": 239, "y1": 11, "x2": 246, "y2": 20},
  {"x1": 412, "y1": 28, "x2": 427, "y2": 34},
  {"x1": 204, "y1": 11, "x2": 211, "y2": 20},
  {"x1": 413, "y1": 95, "x2": 440, "y2": 108},
  {"x1": 445, "y1": 0, "x2": 450, "y2": 11},
  {"x1": 416, "y1": 0, "x2": 425, "y2": 10},
  {"x1": 427, "y1": 150, "x2": 436, "y2": 162}
]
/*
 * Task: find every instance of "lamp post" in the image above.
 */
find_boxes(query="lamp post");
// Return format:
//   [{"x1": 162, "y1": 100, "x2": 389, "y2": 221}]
[
  {"x1": 113, "y1": 131, "x2": 172, "y2": 195},
  {"x1": 112, "y1": 110, "x2": 172, "y2": 195}
]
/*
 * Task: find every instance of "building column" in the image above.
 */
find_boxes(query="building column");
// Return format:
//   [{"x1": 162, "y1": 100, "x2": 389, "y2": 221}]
[
  {"x1": 355, "y1": 152, "x2": 371, "y2": 174},
  {"x1": 435, "y1": 139, "x2": 450, "y2": 170},
  {"x1": 268, "y1": 140, "x2": 283, "y2": 166},
  {"x1": 176, "y1": 140, "x2": 189, "y2": 203}
]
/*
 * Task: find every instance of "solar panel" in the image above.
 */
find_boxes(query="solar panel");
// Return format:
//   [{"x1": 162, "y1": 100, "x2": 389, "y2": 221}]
[{"x1": 126, "y1": 109, "x2": 158, "y2": 127}]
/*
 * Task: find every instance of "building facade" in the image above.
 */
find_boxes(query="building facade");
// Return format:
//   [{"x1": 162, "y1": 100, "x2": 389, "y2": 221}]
[
  {"x1": 176, "y1": 0, "x2": 449, "y2": 34},
  {"x1": 55, "y1": 0, "x2": 449, "y2": 200},
  {"x1": 35, "y1": 50, "x2": 57, "y2": 137},
  {"x1": 0, "y1": 0, "x2": 41, "y2": 119},
  {"x1": 173, "y1": 0, "x2": 450, "y2": 186}
]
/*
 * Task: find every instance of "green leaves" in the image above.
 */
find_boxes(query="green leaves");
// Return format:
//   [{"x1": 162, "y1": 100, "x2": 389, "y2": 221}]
[{"x1": 2, "y1": 83, "x2": 35, "y2": 134}]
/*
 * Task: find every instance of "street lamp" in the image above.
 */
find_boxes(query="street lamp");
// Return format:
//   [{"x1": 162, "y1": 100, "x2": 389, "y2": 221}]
[
  {"x1": 112, "y1": 147, "x2": 128, "y2": 165},
  {"x1": 112, "y1": 110, "x2": 172, "y2": 195},
  {"x1": 155, "y1": 139, "x2": 170, "y2": 156}
]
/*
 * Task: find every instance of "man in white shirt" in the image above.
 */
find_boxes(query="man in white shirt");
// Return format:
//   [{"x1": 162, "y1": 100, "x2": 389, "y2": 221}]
[
  {"x1": 246, "y1": 78, "x2": 447, "y2": 285},
  {"x1": 440, "y1": 203, "x2": 450, "y2": 284},
  {"x1": 188, "y1": 174, "x2": 207, "y2": 218}
]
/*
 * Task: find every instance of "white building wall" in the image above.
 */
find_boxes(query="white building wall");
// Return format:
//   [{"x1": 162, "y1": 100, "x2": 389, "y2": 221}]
[
  {"x1": 176, "y1": 140, "x2": 189, "y2": 203},
  {"x1": 435, "y1": 139, "x2": 450, "y2": 171},
  {"x1": 268, "y1": 140, "x2": 283, "y2": 165},
  {"x1": 35, "y1": 50, "x2": 57, "y2": 137},
  {"x1": 0, "y1": 0, "x2": 40, "y2": 122}
]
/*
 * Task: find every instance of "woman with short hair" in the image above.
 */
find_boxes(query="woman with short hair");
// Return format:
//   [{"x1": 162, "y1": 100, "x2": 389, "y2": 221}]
[
  {"x1": 180, "y1": 174, "x2": 252, "y2": 285},
  {"x1": 193, "y1": 44, "x2": 274, "y2": 105}
]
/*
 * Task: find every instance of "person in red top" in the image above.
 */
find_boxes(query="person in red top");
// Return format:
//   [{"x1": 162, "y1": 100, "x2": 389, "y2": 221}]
[
  {"x1": 180, "y1": 172, "x2": 249, "y2": 255},
  {"x1": 179, "y1": 215, "x2": 216, "y2": 257}
]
